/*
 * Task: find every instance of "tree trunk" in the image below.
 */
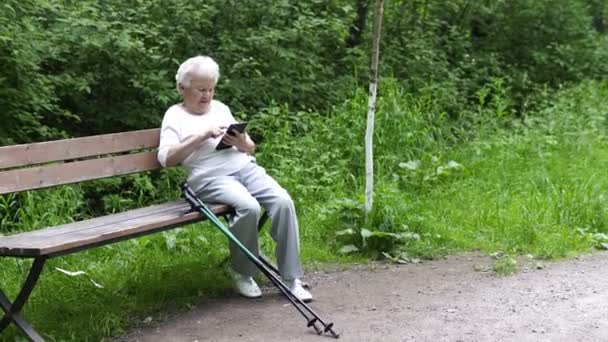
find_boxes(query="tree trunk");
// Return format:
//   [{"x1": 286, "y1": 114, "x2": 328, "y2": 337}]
[
  {"x1": 365, "y1": 0, "x2": 384, "y2": 215},
  {"x1": 346, "y1": 0, "x2": 371, "y2": 48}
]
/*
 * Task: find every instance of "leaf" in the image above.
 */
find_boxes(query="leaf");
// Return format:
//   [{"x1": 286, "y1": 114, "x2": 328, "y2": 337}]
[
  {"x1": 395, "y1": 258, "x2": 409, "y2": 264},
  {"x1": 398, "y1": 160, "x2": 421, "y2": 170},
  {"x1": 55, "y1": 267, "x2": 86, "y2": 277},
  {"x1": 381, "y1": 251, "x2": 412, "y2": 264},
  {"x1": 56, "y1": 267, "x2": 104, "y2": 288},
  {"x1": 335, "y1": 228, "x2": 356, "y2": 236},
  {"x1": 164, "y1": 232, "x2": 176, "y2": 250},
  {"x1": 593, "y1": 233, "x2": 608, "y2": 241},
  {"x1": 490, "y1": 251, "x2": 505, "y2": 259},
  {"x1": 338, "y1": 245, "x2": 359, "y2": 254},
  {"x1": 360, "y1": 228, "x2": 373, "y2": 239},
  {"x1": 437, "y1": 160, "x2": 463, "y2": 176},
  {"x1": 398, "y1": 232, "x2": 421, "y2": 241},
  {"x1": 381, "y1": 252, "x2": 394, "y2": 260},
  {"x1": 446, "y1": 160, "x2": 463, "y2": 169},
  {"x1": 592, "y1": 233, "x2": 608, "y2": 250},
  {"x1": 90, "y1": 279, "x2": 104, "y2": 288}
]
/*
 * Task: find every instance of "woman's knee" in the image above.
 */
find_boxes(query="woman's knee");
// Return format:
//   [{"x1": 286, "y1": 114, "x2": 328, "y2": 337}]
[
  {"x1": 236, "y1": 198, "x2": 262, "y2": 217},
  {"x1": 273, "y1": 193, "x2": 295, "y2": 213}
]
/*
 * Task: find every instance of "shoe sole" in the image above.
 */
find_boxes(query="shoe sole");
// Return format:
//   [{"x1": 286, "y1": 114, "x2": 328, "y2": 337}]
[
  {"x1": 239, "y1": 293, "x2": 262, "y2": 299},
  {"x1": 234, "y1": 287, "x2": 262, "y2": 299}
]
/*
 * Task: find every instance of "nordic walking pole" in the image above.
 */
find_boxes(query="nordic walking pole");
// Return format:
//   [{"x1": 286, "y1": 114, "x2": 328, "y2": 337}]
[{"x1": 180, "y1": 182, "x2": 340, "y2": 338}]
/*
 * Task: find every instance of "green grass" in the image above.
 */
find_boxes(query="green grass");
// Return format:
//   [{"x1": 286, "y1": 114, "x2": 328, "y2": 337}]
[
  {"x1": 400, "y1": 81, "x2": 608, "y2": 259},
  {"x1": 492, "y1": 255, "x2": 519, "y2": 275},
  {"x1": 407, "y1": 132, "x2": 608, "y2": 259},
  {"x1": 1, "y1": 80, "x2": 608, "y2": 341}
]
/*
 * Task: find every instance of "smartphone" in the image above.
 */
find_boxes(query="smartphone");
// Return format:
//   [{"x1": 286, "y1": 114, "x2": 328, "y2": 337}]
[{"x1": 215, "y1": 122, "x2": 249, "y2": 150}]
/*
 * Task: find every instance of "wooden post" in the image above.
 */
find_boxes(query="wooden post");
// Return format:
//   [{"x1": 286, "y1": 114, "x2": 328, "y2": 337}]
[{"x1": 365, "y1": 0, "x2": 384, "y2": 215}]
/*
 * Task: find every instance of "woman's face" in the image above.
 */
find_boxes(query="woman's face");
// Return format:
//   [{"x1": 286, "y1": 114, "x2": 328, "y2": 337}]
[{"x1": 180, "y1": 75, "x2": 215, "y2": 114}]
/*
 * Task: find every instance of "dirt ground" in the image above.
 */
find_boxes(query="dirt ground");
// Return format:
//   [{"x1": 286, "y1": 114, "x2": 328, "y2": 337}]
[{"x1": 117, "y1": 251, "x2": 608, "y2": 342}]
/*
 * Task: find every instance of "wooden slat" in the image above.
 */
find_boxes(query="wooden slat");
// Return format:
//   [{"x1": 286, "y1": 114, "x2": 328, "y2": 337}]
[
  {"x1": 0, "y1": 201, "x2": 232, "y2": 257},
  {"x1": 5, "y1": 212, "x2": 201, "y2": 257},
  {"x1": 0, "y1": 129, "x2": 160, "y2": 170},
  {"x1": 0, "y1": 151, "x2": 161, "y2": 195},
  {"x1": 38, "y1": 203, "x2": 230, "y2": 255},
  {"x1": 3, "y1": 201, "x2": 229, "y2": 246},
  {"x1": 6, "y1": 201, "x2": 188, "y2": 239},
  {"x1": 30, "y1": 208, "x2": 201, "y2": 251}
]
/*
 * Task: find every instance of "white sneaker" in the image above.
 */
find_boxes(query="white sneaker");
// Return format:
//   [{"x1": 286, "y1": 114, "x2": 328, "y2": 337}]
[
  {"x1": 285, "y1": 279, "x2": 313, "y2": 302},
  {"x1": 227, "y1": 268, "x2": 262, "y2": 298}
]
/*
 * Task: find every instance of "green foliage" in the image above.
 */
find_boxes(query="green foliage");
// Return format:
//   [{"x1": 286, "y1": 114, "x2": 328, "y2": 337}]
[
  {"x1": 592, "y1": 233, "x2": 608, "y2": 250},
  {"x1": 379, "y1": 0, "x2": 608, "y2": 116},
  {"x1": 1, "y1": 0, "x2": 605, "y2": 144},
  {"x1": 256, "y1": 80, "x2": 608, "y2": 264},
  {"x1": 0, "y1": 0, "x2": 357, "y2": 143},
  {"x1": 0, "y1": 186, "x2": 85, "y2": 234},
  {"x1": 471, "y1": 0, "x2": 603, "y2": 84},
  {"x1": 0, "y1": 1, "x2": 73, "y2": 144}
]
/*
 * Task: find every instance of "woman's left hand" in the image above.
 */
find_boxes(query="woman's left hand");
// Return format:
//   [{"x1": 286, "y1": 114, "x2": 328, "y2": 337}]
[{"x1": 221, "y1": 130, "x2": 255, "y2": 154}]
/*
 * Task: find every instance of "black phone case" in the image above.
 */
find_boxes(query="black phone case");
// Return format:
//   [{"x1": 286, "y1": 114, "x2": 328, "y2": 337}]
[{"x1": 215, "y1": 122, "x2": 248, "y2": 150}]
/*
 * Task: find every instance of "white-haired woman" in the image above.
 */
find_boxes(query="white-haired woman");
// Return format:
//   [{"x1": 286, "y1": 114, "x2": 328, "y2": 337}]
[{"x1": 157, "y1": 56, "x2": 312, "y2": 302}]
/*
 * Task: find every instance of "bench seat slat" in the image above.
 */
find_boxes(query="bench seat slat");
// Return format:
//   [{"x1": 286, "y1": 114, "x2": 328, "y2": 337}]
[
  {"x1": 0, "y1": 200, "x2": 231, "y2": 257},
  {"x1": 31, "y1": 206, "x2": 198, "y2": 245},
  {"x1": 38, "y1": 211, "x2": 201, "y2": 254},
  {"x1": 6, "y1": 201, "x2": 188, "y2": 239}
]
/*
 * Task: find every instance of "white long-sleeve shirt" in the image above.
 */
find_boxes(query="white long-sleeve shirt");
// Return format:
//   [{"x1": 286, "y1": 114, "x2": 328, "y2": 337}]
[{"x1": 157, "y1": 100, "x2": 253, "y2": 192}]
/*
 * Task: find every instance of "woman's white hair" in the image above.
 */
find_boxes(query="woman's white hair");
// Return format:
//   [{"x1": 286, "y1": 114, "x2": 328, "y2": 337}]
[{"x1": 175, "y1": 56, "x2": 220, "y2": 92}]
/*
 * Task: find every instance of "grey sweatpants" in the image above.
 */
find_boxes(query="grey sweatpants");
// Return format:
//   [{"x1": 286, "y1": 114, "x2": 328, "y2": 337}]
[{"x1": 196, "y1": 161, "x2": 303, "y2": 281}]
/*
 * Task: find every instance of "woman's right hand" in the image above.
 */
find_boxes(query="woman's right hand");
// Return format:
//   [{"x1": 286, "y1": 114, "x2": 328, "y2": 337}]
[{"x1": 203, "y1": 125, "x2": 227, "y2": 140}]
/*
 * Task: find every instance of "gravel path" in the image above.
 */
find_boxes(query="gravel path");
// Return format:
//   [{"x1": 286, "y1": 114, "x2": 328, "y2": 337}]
[{"x1": 117, "y1": 252, "x2": 608, "y2": 342}]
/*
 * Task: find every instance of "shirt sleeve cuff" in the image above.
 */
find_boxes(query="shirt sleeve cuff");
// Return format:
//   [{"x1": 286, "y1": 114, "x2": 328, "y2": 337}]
[{"x1": 157, "y1": 146, "x2": 170, "y2": 167}]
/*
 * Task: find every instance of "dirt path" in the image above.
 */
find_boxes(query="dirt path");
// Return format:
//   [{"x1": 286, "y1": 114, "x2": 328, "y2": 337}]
[{"x1": 117, "y1": 252, "x2": 608, "y2": 342}]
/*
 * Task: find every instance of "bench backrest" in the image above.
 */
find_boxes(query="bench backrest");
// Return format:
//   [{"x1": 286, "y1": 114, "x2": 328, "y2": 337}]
[{"x1": 0, "y1": 129, "x2": 161, "y2": 195}]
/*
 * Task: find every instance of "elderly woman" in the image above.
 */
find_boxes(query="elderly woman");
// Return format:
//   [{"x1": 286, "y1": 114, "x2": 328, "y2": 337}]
[{"x1": 157, "y1": 56, "x2": 312, "y2": 302}]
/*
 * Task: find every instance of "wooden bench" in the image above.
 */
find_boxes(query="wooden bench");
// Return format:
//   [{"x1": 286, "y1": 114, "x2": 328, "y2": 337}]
[{"x1": 0, "y1": 128, "x2": 268, "y2": 341}]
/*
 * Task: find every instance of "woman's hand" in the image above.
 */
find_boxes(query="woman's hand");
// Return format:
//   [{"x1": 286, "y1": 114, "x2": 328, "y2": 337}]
[
  {"x1": 163, "y1": 124, "x2": 226, "y2": 167},
  {"x1": 221, "y1": 130, "x2": 255, "y2": 154},
  {"x1": 204, "y1": 125, "x2": 227, "y2": 140}
]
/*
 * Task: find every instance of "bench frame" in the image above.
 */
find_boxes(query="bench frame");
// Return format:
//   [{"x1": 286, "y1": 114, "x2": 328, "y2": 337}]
[{"x1": 0, "y1": 129, "x2": 270, "y2": 341}]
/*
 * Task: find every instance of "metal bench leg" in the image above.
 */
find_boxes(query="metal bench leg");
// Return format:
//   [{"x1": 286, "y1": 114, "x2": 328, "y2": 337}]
[
  {"x1": 0, "y1": 257, "x2": 47, "y2": 342},
  {"x1": 257, "y1": 210, "x2": 270, "y2": 232}
]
